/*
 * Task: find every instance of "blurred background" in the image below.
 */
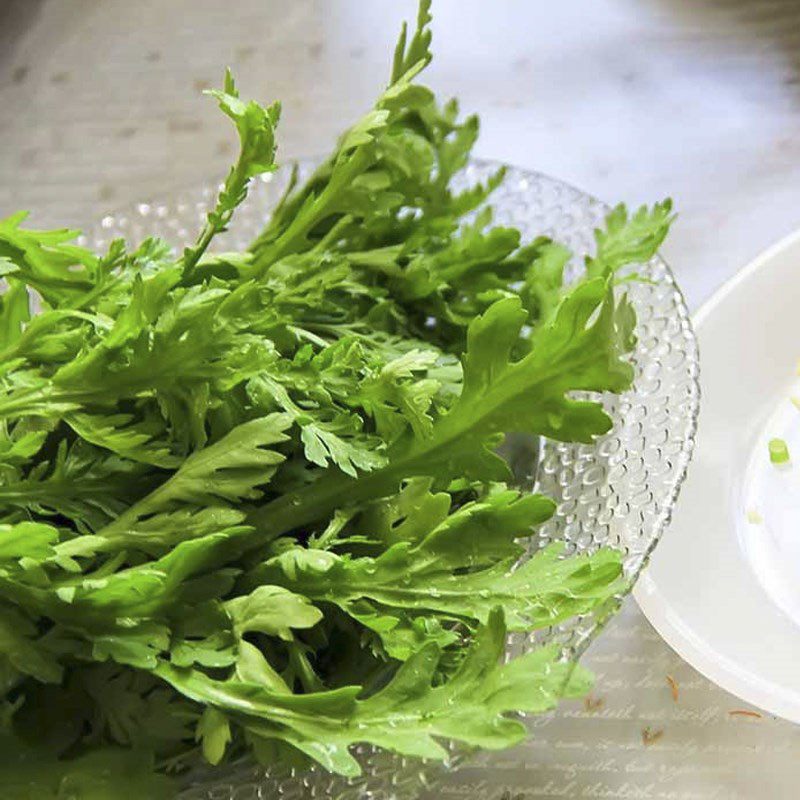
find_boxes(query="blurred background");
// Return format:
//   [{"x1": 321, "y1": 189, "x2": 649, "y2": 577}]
[
  {"x1": 3, "y1": 2, "x2": 800, "y2": 797},
  {"x1": 4, "y1": 0, "x2": 800, "y2": 308}
]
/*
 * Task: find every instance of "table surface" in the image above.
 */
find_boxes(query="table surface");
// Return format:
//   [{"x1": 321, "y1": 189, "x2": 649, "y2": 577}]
[{"x1": 2, "y1": 1, "x2": 800, "y2": 798}]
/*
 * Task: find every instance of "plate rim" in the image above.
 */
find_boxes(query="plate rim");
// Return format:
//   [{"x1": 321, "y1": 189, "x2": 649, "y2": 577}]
[{"x1": 633, "y1": 224, "x2": 800, "y2": 724}]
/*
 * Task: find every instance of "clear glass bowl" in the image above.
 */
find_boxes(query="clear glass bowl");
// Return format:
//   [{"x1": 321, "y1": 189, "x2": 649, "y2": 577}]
[{"x1": 84, "y1": 161, "x2": 700, "y2": 800}]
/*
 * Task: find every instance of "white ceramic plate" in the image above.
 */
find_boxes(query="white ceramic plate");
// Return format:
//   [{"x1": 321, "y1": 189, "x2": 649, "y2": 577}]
[{"x1": 635, "y1": 229, "x2": 800, "y2": 722}]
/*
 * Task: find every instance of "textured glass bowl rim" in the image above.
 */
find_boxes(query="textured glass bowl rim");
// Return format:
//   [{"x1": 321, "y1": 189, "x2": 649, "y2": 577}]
[
  {"x1": 84, "y1": 158, "x2": 701, "y2": 794},
  {"x1": 509, "y1": 162, "x2": 700, "y2": 625}
]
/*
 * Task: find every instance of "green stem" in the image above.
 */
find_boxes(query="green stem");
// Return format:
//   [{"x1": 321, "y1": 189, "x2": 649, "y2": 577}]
[
  {"x1": 250, "y1": 148, "x2": 375, "y2": 275},
  {"x1": 182, "y1": 150, "x2": 251, "y2": 281}
]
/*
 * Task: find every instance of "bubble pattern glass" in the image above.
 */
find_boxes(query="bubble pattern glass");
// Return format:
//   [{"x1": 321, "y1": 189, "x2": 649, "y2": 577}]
[{"x1": 83, "y1": 162, "x2": 700, "y2": 800}]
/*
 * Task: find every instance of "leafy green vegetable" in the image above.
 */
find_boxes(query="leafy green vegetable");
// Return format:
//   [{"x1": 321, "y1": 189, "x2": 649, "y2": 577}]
[
  {"x1": 251, "y1": 489, "x2": 622, "y2": 660},
  {"x1": 157, "y1": 610, "x2": 592, "y2": 778},
  {"x1": 0, "y1": 1, "x2": 672, "y2": 795}
]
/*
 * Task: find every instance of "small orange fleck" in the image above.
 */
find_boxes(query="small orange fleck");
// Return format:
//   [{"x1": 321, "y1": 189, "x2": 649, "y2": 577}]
[
  {"x1": 729, "y1": 709, "x2": 762, "y2": 719},
  {"x1": 642, "y1": 726, "x2": 664, "y2": 746},
  {"x1": 666, "y1": 674, "x2": 679, "y2": 702},
  {"x1": 583, "y1": 695, "x2": 604, "y2": 712}
]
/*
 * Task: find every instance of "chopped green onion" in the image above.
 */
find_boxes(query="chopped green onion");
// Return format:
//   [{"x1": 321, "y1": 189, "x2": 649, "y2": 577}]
[
  {"x1": 769, "y1": 438, "x2": 790, "y2": 464},
  {"x1": 746, "y1": 509, "x2": 763, "y2": 524}
]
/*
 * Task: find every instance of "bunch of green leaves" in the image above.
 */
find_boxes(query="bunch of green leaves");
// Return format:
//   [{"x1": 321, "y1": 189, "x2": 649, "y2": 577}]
[{"x1": 0, "y1": 1, "x2": 673, "y2": 795}]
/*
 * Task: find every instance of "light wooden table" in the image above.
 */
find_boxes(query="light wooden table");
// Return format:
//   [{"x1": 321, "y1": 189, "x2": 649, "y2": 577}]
[{"x1": 3, "y1": 1, "x2": 800, "y2": 797}]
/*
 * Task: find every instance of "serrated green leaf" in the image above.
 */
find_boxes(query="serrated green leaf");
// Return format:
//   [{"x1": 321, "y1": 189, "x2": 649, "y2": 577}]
[
  {"x1": 587, "y1": 200, "x2": 674, "y2": 278},
  {"x1": 156, "y1": 610, "x2": 587, "y2": 777},
  {"x1": 65, "y1": 411, "x2": 181, "y2": 468},
  {"x1": 0, "y1": 521, "x2": 59, "y2": 561},
  {"x1": 226, "y1": 585, "x2": 322, "y2": 641}
]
